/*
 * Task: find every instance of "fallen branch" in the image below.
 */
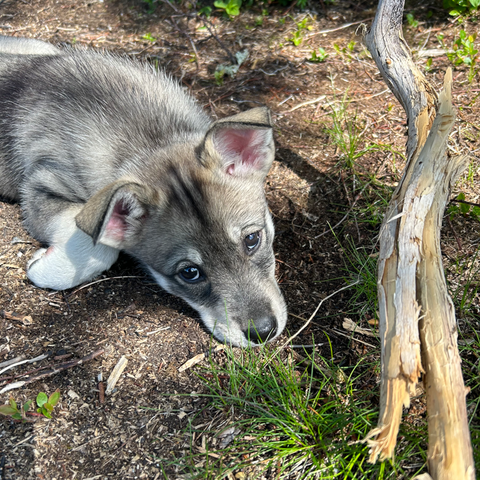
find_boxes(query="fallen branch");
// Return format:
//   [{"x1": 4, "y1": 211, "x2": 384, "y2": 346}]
[{"x1": 363, "y1": 0, "x2": 474, "y2": 477}]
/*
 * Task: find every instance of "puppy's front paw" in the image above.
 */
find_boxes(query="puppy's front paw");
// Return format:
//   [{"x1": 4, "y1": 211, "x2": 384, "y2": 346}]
[
  {"x1": 26, "y1": 246, "x2": 67, "y2": 290},
  {"x1": 27, "y1": 247, "x2": 49, "y2": 270}
]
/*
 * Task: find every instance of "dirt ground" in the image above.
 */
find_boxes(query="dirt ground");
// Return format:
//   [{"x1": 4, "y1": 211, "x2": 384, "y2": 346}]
[{"x1": 0, "y1": 0, "x2": 479, "y2": 478}]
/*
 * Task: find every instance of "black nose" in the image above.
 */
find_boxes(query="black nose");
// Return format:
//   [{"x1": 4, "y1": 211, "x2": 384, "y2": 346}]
[{"x1": 243, "y1": 317, "x2": 277, "y2": 344}]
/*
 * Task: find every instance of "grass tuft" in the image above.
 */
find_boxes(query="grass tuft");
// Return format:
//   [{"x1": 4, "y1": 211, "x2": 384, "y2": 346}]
[{"x1": 162, "y1": 344, "x2": 427, "y2": 479}]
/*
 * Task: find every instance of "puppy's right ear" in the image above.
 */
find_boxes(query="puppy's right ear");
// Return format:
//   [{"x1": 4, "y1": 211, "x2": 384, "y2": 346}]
[{"x1": 75, "y1": 180, "x2": 159, "y2": 249}]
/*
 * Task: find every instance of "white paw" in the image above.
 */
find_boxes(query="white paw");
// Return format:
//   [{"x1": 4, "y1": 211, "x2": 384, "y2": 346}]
[
  {"x1": 27, "y1": 246, "x2": 75, "y2": 290},
  {"x1": 27, "y1": 247, "x2": 48, "y2": 270}
]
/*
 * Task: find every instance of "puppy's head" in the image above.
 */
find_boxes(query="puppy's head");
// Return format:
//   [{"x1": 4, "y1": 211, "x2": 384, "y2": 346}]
[{"x1": 76, "y1": 107, "x2": 287, "y2": 346}]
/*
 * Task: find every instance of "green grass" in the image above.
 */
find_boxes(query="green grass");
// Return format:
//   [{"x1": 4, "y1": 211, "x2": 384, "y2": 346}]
[
  {"x1": 160, "y1": 343, "x2": 428, "y2": 479},
  {"x1": 459, "y1": 320, "x2": 480, "y2": 470},
  {"x1": 447, "y1": 241, "x2": 480, "y2": 318}
]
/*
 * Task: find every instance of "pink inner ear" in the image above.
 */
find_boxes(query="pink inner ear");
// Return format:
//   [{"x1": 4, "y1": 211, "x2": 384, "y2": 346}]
[
  {"x1": 104, "y1": 200, "x2": 129, "y2": 242},
  {"x1": 216, "y1": 128, "x2": 268, "y2": 175}
]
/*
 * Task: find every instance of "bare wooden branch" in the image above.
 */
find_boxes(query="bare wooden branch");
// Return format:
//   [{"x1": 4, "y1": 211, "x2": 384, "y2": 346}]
[
  {"x1": 363, "y1": 0, "x2": 475, "y2": 477},
  {"x1": 418, "y1": 75, "x2": 475, "y2": 476},
  {"x1": 366, "y1": 0, "x2": 437, "y2": 161}
]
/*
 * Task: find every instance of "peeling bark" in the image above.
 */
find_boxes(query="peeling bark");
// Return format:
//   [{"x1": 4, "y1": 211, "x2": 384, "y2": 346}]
[{"x1": 362, "y1": 1, "x2": 475, "y2": 478}]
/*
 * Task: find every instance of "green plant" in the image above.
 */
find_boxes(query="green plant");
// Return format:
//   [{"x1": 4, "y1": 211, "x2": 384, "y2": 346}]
[
  {"x1": 36, "y1": 391, "x2": 61, "y2": 419},
  {"x1": 214, "y1": 0, "x2": 242, "y2": 18},
  {"x1": 214, "y1": 49, "x2": 249, "y2": 85},
  {"x1": 347, "y1": 40, "x2": 357, "y2": 52},
  {"x1": 406, "y1": 12, "x2": 419, "y2": 28},
  {"x1": 141, "y1": 33, "x2": 156, "y2": 43},
  {"x1": 333, "y1": 41, "x2": 356, "y2": 62},
  {"x1": 309, "y1": 48, "x2": 328, "y2": 63},
  {"x1": 458, "y1": 321, "x2": 480, "y2": 469},
  {"x1": 335, "y1": 234, "x2": 379, "y2": 318},
  {"x1": 442, "y1": 0, "x2": 480, "y2": 16},
  {"x1": 438, "y1": 30, "x2": 479, "y2": 83},
  {"x1": 286, "y1": 17, "x2": 311, "y2": 47},
  {"x1": 425, "y1": 57, "x2": 433, "y2": 73},
  {"x1": 324, "y1": 93, "x2": 367, "y2": 171},
  {"x1": 198, "y1": 5, "x2": 212, "y2": 17},
  {"x1": 448, "y1": 193, "x2": 480, "y2": 221},
  {"x1": 447, "y1": 243, "x2": 480, "y2": 319},
  {"x1": 0, "y1": 391, "x2": 60, "y2": 421}
]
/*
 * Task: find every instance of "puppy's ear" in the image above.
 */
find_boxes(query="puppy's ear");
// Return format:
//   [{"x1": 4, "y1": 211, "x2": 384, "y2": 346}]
[
  {"x1": 75, "y1": 180, "x2": 159, "y2": 249},
  {"x1": 198, "y1": 107, "x2": 274, "y2": 181}
]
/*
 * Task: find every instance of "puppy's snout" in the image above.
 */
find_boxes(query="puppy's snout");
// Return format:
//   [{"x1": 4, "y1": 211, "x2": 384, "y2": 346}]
[{"x1": 243, "y1": 316, "x2": 277, "y2": 344}]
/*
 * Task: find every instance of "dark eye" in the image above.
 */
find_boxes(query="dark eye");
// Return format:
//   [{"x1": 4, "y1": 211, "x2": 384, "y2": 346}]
[
  {"x1": 179, "y1": 266, "x2": 203, "y2": 283},
  {"x1": 244, "y1": 231, "x2": 261, "y2": 253}
]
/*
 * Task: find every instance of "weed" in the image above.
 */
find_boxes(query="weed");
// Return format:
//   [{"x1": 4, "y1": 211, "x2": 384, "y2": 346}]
[
  {"x1": 449, "y1": 246, "x2": 480, "y2": 320},
  {"x1": 458, "y1": 320, "x2": 480, "y2": 468},
  {"x1": 443, "y1": 0, "x2": 480, "y2": 16},
  {"x1": 438, "y1": 30, "x2": 479, "y2": 83},
  {"x1": 323, "y1": 92, "x2": 368, "y2": 171},
  {"x1": 198, "y1": 5, "x2": 212, "y2": 17},
  {"x1": 141, "y1": 33, "x2": 156, "y2": 43},
  {"x1": 448, "y1": 193, "x2": 480, "y2": 221},
  {"x1": 309, "y1": 47, "x2": 329, "y2": 63},
  {"x1": 214, "y1": 49, "x2": 249, "y2": 85},
  {"x1": 322, "y1": 92, "x2": 404, "y2": 224},
  {"x1": 286, "y1": 17, "x2": 312, "y2": 47},
  {"x1": 214, "y1": 0, "x2": 242, "y2": 18},
  {"x1": 406, "y1": 12, "x2": 419, "y2": 28},
  {"x1": 333, "y1": 41, "x2": 356, "y2": 62},
  {"x1": 425, "y1": 57, "x2": 433, "y2": 73},
  {"x1": 0, "y1": 391, "x2": 61, "y2": 421}
]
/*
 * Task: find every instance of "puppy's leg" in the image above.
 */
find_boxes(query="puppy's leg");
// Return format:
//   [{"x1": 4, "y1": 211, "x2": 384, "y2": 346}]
[{"x1": 25, "y1": 205, "x2": 119, "y2": 291}]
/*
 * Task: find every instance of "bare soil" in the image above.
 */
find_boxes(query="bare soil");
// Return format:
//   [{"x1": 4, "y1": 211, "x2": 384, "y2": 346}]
[{"x1": 0, "y1": 0, "x2": 479, "y2": 478}]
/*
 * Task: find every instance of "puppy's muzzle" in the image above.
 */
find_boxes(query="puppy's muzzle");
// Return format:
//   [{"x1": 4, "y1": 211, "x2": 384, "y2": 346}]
[{"x1": 243, "y1": 316, "x2": 277, "y2": 344}]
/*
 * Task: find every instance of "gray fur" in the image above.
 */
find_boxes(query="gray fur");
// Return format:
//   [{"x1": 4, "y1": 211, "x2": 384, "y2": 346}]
[{"x1": 0, "y1": 36, "x2": 287, "y2": 347}]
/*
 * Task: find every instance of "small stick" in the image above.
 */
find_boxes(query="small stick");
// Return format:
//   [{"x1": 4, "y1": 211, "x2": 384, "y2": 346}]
[
  {"x1": 274, "y1": 281, "x2": 359, "y2": 357},
  {"x1": 106, "y1": 356, "x2": 128, "y2": 395},
  {"x1": 98, "y1": 373, "x2": 105, "y2": 404},
  {"x1": 0, "y1": 356, "x2": 25, "y2": 369},
  {"x1": 67, "y1": 276, "x2": 142, "y2": 297},
  {"x1": 0, "y1": 353, "x2": 50, "y2": 376},
  {"x1": 201, "y1": 18, "x2": 236, "y2": 65},
  {"x1": 0, "y1": 349, "x2": 104, "y2": 394},
  {"x1": 168, "y1": 17, "x2": 200, "y2": 70},
  {"x1": 178, "y1": 345, "x2": 225, "y2": 372}
]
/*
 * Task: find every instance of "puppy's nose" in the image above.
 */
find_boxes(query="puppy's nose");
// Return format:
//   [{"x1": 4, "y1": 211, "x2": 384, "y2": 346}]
[{"x1": 243, "y1": 317, "x2": 277, "y2": 344}]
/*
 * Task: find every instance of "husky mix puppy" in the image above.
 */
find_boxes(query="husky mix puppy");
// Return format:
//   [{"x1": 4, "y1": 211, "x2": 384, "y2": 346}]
[{"x1": 0, "y1": 35, "x2": 287, "y2": 347}]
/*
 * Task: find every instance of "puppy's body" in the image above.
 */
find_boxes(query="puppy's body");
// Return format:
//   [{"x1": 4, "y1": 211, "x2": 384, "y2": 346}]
[{"x1": 0, "y1": 36, "x2": 287, "y2": 346}]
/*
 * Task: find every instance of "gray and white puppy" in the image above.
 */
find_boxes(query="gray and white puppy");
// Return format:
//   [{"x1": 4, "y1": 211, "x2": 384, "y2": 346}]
[{"x1": 0, "y1": 36, "x2": 287, "y2": 346}]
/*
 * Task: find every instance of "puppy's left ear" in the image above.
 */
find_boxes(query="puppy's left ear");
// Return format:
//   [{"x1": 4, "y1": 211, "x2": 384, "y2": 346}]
[{"x1": 198, "y1": 107, "x2": 274, "y2": 181}]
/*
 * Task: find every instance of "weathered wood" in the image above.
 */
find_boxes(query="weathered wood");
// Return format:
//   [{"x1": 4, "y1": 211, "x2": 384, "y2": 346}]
[
  {"x1": 416, "y1": 73, "x2": 474, "y2": 479},
  {"x1": 363, "y1": 0, "x2": 475, "y2": 477}
]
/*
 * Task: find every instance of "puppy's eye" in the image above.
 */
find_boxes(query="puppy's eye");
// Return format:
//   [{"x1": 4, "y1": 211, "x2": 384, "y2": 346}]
[
  {"x1": 244, "y1": 231, "x2": 261, "y2": 253},
  {"x1": 179, "y1": 266, "x2": 203, "y2": 283}
]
